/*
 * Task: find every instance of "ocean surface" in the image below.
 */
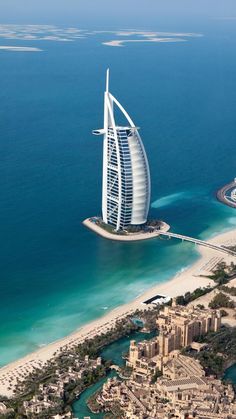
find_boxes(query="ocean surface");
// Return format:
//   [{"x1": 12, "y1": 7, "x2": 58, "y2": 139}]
[{"x1": 0, "y1": 21, "x2": 236, "y2": 366}]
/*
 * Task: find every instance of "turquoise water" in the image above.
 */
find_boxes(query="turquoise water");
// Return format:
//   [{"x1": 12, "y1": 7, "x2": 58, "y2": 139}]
[
  {"x1": 73, "y1": 373, "x2": 113, "y2": 419},
  {"x1": 224, "y1": 364, "x2": 236, "y2": 385},
  {"x1": 1, "y1": 21, "x2": 236, "y2": 365},
  {"x1": 73, "y1": 330, "x2": 156, "y2": 418}
]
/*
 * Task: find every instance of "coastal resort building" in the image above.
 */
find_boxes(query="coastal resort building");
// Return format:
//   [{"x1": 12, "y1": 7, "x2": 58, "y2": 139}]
[
  {"x1": 83, "y1": 70, "x2": 170, "y2": 240},
  {"x1": 94, "y1": 303, "x2": 235, "y2": 419},
  {"x1": 231, "y1": 188, "x2": 236, "y2": 202},
  {"x1": 93, "y1": 69, "x2": 151, "y2": 231},
  {"x1": 127, "y1": 302, "x2": 221, "y2": 380}
]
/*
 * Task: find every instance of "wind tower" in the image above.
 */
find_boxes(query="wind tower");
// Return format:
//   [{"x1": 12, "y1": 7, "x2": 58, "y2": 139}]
[{"x1": 93, "y1": 70, "x2": 151, "y2": 231}]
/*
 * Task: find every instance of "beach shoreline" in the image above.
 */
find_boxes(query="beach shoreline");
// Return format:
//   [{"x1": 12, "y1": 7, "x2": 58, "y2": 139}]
[{"x1": 1, "y1": 228, "x2": 236, "y2": 397}]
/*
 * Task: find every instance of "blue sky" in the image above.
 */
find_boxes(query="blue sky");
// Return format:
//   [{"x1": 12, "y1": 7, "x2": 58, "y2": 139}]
[{"x1": 1, "y1": 0, "x2": 236, "y2": 26}]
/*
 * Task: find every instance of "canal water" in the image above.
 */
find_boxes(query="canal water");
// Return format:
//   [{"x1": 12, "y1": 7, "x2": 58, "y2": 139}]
[
  {"x1": 72, "y1": 330, "x2": 156, "y2": 418},
  {"x1": 224, "y1": 363, "x2": 236, "y2": 386}
]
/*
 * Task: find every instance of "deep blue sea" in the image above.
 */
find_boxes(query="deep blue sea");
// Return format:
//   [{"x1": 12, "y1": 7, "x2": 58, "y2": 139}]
[{"x1": 0, "y1": 21, "x2": 236, "y2": 366}]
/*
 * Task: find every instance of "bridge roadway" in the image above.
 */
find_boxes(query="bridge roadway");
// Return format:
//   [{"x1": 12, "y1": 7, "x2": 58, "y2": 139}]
[{"x1": 159, "y1": 231, "x2": 236, "y2": 257}]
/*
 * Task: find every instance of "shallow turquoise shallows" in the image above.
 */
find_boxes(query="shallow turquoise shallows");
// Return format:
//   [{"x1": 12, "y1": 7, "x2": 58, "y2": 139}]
[{"x1": 1, "y1": 20, "x2": 236, "y2": 366}]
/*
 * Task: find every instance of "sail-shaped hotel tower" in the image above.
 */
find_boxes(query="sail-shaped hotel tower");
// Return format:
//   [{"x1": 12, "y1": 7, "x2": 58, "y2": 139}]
[{"x1": 93, "y1": 70, "x2": 151, "y2": 231}]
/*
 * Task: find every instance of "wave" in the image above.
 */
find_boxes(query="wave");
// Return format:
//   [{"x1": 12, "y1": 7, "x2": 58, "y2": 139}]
[{"x1": 174, "y1": 265, "x2": 190, "y2": 277}]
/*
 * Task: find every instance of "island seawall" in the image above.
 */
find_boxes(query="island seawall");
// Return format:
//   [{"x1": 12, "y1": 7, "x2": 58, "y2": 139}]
[
  {"x1": 216, "y1": 179, "x2": 236, "y2": 209},
  {"x1": 82, "y1": 217, "x2": 170, "y2": 241}
]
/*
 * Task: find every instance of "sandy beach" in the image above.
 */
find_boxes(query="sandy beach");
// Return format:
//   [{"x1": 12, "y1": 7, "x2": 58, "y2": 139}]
[{"x1": 1, "y1": 228, "x2": 236, "y2": 397}]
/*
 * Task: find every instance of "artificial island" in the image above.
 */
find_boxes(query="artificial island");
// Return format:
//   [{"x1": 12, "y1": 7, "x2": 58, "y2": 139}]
[{"x1": 217, "y1": 178, "x2": 236, "y2": 209}]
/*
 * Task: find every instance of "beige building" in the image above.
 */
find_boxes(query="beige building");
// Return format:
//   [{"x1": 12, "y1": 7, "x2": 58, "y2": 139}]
[
  {"x1": 128, "y1": 303, "x2": 221, "y2": 373},
  {"x1": 157, "y1": 301, "x2": 221, "y2": 350},
  {"x1": 163, "y1": 351, "x2": 205, "y2": 380},
  {"x1": 97, "y1": 353, "x2": 236, "y2": 419}
]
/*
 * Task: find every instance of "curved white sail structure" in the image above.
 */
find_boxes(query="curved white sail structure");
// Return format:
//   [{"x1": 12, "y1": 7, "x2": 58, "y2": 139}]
[{"x1": 93, "y1": 69, "x2": 151, "y2": 231}]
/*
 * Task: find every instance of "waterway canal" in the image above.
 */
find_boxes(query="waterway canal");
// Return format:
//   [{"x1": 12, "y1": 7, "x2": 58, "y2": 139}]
[{"x1": 72, "y1": 330, "x2": 156, "y2": 418}]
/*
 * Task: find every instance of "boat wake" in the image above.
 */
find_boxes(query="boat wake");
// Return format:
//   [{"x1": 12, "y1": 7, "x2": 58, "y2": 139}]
[{"x1": 151, "y1": 191, "x2": 188, "y2": 209}]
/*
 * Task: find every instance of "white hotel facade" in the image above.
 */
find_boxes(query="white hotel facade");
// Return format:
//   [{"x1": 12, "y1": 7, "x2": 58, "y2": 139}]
[{"x1": 93, "y1": 70, "x2": 151, "y2": 231}]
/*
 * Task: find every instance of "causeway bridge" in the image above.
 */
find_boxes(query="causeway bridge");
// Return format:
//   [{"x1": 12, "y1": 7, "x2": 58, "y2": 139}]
[{"x1": 159, "y1": 231, "x2": 236, "y2": 257}]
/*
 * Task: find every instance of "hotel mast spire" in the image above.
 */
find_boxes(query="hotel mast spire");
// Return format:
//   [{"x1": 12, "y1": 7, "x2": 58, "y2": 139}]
[{"x1": 106, "y1": 68, "x2": 109, "y2": 93}]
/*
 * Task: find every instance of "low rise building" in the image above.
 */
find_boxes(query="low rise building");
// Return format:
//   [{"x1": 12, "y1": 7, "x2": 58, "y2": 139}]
[{"x1": 157, "y1": 300, "x2": 221, "y2": 350}]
